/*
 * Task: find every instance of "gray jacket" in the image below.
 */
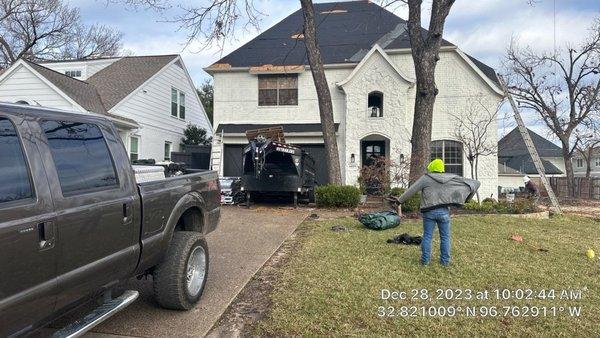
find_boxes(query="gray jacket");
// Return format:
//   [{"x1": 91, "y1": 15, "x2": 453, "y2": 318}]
[{"x1": 397, "y1": 173, "x2": 481, "y2": 211}]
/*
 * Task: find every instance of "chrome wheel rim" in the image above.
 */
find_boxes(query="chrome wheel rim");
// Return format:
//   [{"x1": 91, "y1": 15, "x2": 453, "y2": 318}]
[{"x1": 186, "y1": 245, "x2": 206, "y2": 297}]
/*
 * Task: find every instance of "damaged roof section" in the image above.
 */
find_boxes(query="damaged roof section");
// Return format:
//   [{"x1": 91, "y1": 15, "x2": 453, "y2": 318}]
[{"x1": 210, "y1": 1, "x2": 454, "y2": 68}]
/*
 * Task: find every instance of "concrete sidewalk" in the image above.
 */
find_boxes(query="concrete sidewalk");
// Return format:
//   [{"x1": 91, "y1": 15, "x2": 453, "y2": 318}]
[{"x1": 86, "y1": 206, "x2": 308, "y2": 337}]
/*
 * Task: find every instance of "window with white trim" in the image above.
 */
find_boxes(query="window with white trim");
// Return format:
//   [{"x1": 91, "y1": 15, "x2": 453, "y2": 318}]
[
  {"x1": 164, "y1": 142, "x2": 172, "y2": 161},
  {"x1": 576, "y1": 158, "x2": 584, "y2": 168},
  {"x1": 171, "y1": 87, "x2": 186, "y2": 119},
  {"x1": 430, "y1": 140, "x2": 463, "y2": 175},
  {"x1": 595, "y1": 157, "x2": 600, "y2": 167},
  {"x1": 258, "y1": 74, "x2": 298, "y2": 106},
  {"x1": 129, "y1": 136, "x2": 139, "y2": 161}
]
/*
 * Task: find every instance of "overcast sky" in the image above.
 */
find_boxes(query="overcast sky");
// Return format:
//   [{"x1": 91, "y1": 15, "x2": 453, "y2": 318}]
[{"x1": 73, "y1": 0, "x2": 598, "y2": 137}]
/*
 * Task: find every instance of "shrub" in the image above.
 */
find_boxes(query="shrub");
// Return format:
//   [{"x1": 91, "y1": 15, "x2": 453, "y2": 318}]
[
  {"x1": 389, "y1": 187, "x2": 421, "y2": 213},
  {"x1": 482, "y1": 197, "x2": 497, "y2": 204},
  {"x1": 315, "y1": 185, "x2": 361, "y2": 208},
  {"x1": 358, "y1": 156, "x2": 391, "y2": 196},
  {"x1": 462, "y1": 198, "x2": 537, "y2": 214}
]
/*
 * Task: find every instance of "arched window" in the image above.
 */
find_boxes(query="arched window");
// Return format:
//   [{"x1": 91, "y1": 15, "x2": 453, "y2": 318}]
[
  {"x1": 430, "y1": 140, "x2": 463, "y2": 175},
  {"x1": 368, "y1": 91, "x2": 383, "y2": 117}
]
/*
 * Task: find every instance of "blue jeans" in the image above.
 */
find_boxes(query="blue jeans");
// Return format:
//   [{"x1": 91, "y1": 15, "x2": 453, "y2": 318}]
[{"x1": 421, "y1": 207, "x2": 451, "y2": 265}]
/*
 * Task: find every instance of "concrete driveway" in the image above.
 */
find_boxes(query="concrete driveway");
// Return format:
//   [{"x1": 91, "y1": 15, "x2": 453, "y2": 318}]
[{"x1": 83, "y1": 206, "x2": 308, "y2": 337}]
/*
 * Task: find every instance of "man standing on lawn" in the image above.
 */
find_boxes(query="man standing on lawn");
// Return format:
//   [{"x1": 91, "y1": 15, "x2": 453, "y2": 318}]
[{"x1": 395, "y1": 159, "x2": 480, "y2": 266}]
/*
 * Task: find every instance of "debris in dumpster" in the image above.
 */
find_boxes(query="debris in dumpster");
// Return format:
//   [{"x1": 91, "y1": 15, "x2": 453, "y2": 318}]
[
  {"x1": 357, "y1": 211, "x2": 400, "y2": 230},
  {"x1": 387, "y1": 233, "x2": 422, "y2": 245},
  {"x1": 241, "y1": 126, "x2": 316, "y2": 208}
]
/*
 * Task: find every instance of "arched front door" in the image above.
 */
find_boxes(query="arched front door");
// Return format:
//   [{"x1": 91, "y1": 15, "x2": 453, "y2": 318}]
[{"x1": 361, "y1": 140, "x2": 386, "y2": 166}]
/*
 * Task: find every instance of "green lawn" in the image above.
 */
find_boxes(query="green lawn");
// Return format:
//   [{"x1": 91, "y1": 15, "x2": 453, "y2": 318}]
[{"x1": 256, "y1": 215, "x2": 600, "y2": 336}]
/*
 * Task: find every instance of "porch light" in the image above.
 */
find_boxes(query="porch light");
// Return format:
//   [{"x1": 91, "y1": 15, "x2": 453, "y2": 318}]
[{"x1": 350, "y1": 154, "x2": 355, "y2": 163}]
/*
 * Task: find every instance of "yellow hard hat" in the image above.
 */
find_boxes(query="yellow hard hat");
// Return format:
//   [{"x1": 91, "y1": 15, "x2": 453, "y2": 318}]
[{"x1": 427, "y1": 159, "x2": 445, "y2": 173}]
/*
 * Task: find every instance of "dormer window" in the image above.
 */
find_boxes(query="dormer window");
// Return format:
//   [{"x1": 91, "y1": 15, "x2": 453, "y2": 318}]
[
  {"x1": 368, "y1": 91, "x2": 383, "y2": 118},
  {"x1": 65, "y1": 70, "x2": 82, "y2": 78}
]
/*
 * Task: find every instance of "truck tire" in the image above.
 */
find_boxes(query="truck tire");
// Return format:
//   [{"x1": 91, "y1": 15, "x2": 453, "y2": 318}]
[{"x1": 153, "y1": 232, "x2": 209, "y2": 310}]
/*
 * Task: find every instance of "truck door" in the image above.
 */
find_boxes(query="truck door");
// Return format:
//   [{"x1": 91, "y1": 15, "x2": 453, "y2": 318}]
[
  {"x1": 0, "y1": 115, "x2": 58, "y2": 336},
  {"x1": 35, "y1": 119, "x2": 139, "y2": 311}
]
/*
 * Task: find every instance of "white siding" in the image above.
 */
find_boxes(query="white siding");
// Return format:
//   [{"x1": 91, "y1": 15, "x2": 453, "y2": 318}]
[
  {"x1": 112, "y1": 60, "x2": 211, "y2": 160},
  {"x1": 0, "y1": 64, "x2": 80, "y2": 111}
]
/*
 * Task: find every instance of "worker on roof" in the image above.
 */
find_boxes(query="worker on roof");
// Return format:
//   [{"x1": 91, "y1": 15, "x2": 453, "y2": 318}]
[{"x1": 395, "y1": 159, "x2": 480, "y2": 266}]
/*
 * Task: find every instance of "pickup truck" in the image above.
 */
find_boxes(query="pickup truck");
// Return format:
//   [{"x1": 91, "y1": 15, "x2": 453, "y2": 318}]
[{"x1": 0, "y1": 103, "x2": 221, "y2": 337}]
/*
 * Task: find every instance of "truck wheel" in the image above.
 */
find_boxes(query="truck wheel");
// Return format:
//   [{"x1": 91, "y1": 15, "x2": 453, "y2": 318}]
[{"x1": 153, "y1": 232, "x2": 209, "y2": 310}]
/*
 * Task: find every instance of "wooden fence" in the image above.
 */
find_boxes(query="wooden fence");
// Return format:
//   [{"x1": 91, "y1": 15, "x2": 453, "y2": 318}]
[{"x1": 543, "y1": 177, "x2": 600, "y2": 200}]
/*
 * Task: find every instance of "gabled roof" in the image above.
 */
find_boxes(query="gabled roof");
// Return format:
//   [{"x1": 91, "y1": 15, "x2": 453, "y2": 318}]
[
  {"x1": 87, "y1": 55, "x2": 178, "y2": 109},
  {"x1": 337, "y1": 44, "x2": 413, "y2": 87},
  {"x1": 500, "y1": 154, "x2": 563, "y2": 175},
  {"x1": 3, "y1": 55, "x2": 179, "y2": 117},
  {"x1": 498, "y1": 127, "x2": 563, "y2": 158},
  {"x1": 209, "y1": 1, "x2": 498, "y2": 87},
  {"x1": 24, "y1": 60, "x2": 107, "y2": 114}
]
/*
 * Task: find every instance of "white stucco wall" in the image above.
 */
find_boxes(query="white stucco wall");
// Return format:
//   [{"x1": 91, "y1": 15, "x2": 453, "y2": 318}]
[{"x1": 212, "y1": 48, "x2": 503, "y2": 198}]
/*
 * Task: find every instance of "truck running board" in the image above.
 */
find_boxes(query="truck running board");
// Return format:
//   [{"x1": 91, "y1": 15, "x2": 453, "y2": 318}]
[{"x1": 52, "y1": 290, "x2": 139, "y2": 338}]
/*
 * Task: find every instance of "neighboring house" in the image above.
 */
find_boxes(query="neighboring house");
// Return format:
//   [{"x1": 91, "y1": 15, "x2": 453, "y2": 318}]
[
  {"x1": 205, "y1": 0, "x2": 504, "y2": 198},
  {"x1": 498, "y1": 127, "x2": 565, "y2": 189},
  {"x1": 572, "y1": 148, "x2": 600, "y2": 177},
  {"x1": 0, "y1": 55, "x2": 212, "y2": 161}
]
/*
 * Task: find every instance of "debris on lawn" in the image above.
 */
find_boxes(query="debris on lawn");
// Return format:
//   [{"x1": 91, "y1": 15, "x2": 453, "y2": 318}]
[
  {"x1": 357, "y1": 211, "x2": 400, "y2": 230},
  {"x1": 309, "y1": 213, "x2": 319, "y2": 220},
  {"x1": 387, "y1": 233, "x2": 422, "y2": 245},
  {"x1": 331, "y1": 225, "x2": 349, "y2": 233},
  {"x1": 586, "y1": 249, "x2": 595, "y2": 260},
  {"x1": 510, "y1": 234, "x2": 524, "y2": 243},
  {"x1": 509, "y1": 234, "x2": 548, "y2": 252}
]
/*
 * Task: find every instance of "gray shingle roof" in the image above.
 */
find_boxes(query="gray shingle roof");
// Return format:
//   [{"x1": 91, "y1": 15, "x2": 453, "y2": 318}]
[
  {"x1": 21, "y1": 55, "x2": 178, "y2": 117},
  {"x1": 25, "y1": 60, "x2": 107, "y2": 114},
  {"x1": 212, "y1": 1, "x2": 497, "y2": 85},
  {"x1": 498, "y1": 127, "x2": 564, "y2": 175},
  {"x1": 498, "y1": 127, "x2": 563, "y2": 158},
  {"x1": 87, "y1": 55, "x2": 178, "y2": 109}
]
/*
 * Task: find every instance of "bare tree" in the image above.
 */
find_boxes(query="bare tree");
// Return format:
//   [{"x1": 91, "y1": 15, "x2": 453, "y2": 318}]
[
  {"x1": 0, "y1": 0, "x2": 123, "y2": 68},
  {"x1": 575, "y1": 120, "x2": 600, "y2": 178},
  {"x1": 451, "y1": 97, "x2": 500, "y2": 202},
  {"x1": 114, "y1": 0, "x2": 344, "y2": 183},
  {"x1": 381, "y1": 0, "x2": 455, "y2": 183},
  {"x1": 504, "y1": 18, "x2": 600, "y2": 196}
]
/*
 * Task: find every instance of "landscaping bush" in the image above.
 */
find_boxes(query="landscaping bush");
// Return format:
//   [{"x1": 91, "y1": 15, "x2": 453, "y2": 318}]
[
  {"x1": 462, "y1": 198, "x2": 537, "y2": 214},
  {"x1": 390, "y1": 187, "x2": 421, "y2": 213},
  {"x1": 315, "y1": 185, "x2": 361, "y2": 208}
]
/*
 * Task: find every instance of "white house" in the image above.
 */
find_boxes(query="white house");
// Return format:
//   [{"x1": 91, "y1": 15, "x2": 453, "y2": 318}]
[
  {"x1": 206, "y1": 1, "x2": 503, "y2": 198},
  {"x1": 572, "y1": 148, "x2": 600, "y2": 178},
  {"x1": 0, "y1": 55, "x2": 212, "y2": 161}
]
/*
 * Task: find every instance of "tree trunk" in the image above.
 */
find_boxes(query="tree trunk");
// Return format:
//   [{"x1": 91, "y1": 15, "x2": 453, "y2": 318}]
[
  {"x1": 300, "y1": 0, "x2": 342, "y2": 185},
  {"x1": 408, "y1": 53, "x2": 437, "y2": 183},
  {"x1": 405, "y1": 0, "x2": 455, "y2": 183},
  {"x1": 585, "y1": 148, "x2": 592, "y2": 178},
  {"x1": 560, "y1": 140, "x2": 576, "y2": 197}
]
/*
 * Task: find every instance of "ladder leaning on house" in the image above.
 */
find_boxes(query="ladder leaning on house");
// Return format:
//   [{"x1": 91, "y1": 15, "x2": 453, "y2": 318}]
[
  {"x1": 210, "y1": 130, "x2": 224, "y2": 174},
  {"x1": 498, "y1": 75, "x2": 562, "y2": 214}
]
